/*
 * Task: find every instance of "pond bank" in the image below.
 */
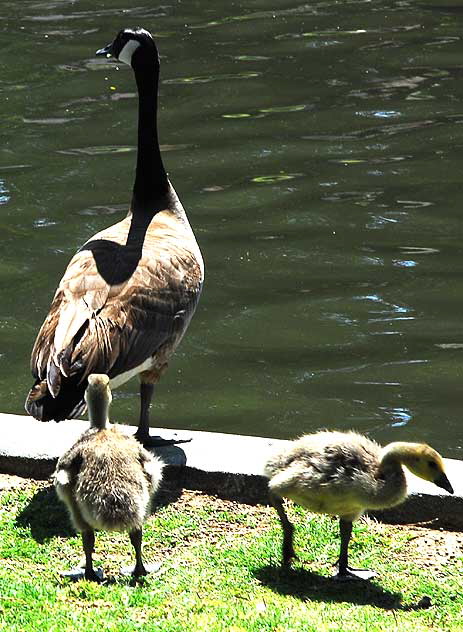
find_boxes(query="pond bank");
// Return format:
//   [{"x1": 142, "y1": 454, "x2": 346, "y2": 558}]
[{"x1": 0, "y1": 412, "x2": 461, "y2": 529}]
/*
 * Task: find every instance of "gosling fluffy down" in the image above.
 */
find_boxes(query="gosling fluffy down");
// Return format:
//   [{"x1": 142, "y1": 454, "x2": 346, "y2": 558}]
[
  {"x1": 55, "y1": 426, "x2": 163, "y2": 534},
  {"x1": 54, "y1": 374, "x2": 164, "y2": 580},
  {"x1": 265, "y1": 430, "x2": 453, "y2": 579}
]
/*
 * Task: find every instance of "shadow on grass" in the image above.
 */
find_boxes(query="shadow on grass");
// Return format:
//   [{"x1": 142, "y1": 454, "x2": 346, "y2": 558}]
[
  {"x1": 154, "y1": 465, "x2": 185, "y2": 508},
  {"x1": 16, "y1": 484, "x2": 75, "y2": 542},
  {"x1": 255, "y1": 565, "x2": 403, "y2": 610},
  {"x1": 15, "y1": 471, "x2": 186, "y2": 544}
]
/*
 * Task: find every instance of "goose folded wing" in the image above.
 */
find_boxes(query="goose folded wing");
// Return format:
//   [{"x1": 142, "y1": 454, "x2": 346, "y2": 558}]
[
  {"x1": 97, "y1": 285, "x2": 188, "y2": 378},
  {"x1": 32, "y1": 247, "x2": 198, "y2": 391},
  {"x1": 30, "y1": 249, "x2": 110, "y2": 385}
]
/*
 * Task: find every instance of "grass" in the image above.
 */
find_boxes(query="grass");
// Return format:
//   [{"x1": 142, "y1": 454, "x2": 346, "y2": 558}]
[{"x1": 0, "y1": 475, "x2": 462, "y2": 632}]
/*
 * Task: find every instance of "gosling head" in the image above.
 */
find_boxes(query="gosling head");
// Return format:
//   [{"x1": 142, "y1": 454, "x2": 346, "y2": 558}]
[
  {"x1": 85, "y1": 374, "x2": 112, "y2": 430},
  {"x1": 96, "y1": 27, "x2": 158, "y2": 67},
  {"x1": 403, "y1": 444, "x2": 453, "y2": 494}
]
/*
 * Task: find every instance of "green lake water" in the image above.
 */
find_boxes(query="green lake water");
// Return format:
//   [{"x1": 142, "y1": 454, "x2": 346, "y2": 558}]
[{"x1": 1, "y1": 0, "x2": 463, "y2": 457}]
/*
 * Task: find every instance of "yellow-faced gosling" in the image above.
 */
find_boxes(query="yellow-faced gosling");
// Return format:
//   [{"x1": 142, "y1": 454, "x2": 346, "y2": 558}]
[
  {"x1": 264, "y1": 430, "x2": 453, "y2": 580},
  {"x1": 54, "y1": 374, "x2": 164, "y2": 581}
]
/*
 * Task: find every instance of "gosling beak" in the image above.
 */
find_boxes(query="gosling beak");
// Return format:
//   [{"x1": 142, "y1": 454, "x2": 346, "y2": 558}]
[
  {"x1": 434, "y1": 472, "x2": 454, "y2": 494},
  {"x1": 96, "y1": 43, "x2": 113, "y2": 57}
]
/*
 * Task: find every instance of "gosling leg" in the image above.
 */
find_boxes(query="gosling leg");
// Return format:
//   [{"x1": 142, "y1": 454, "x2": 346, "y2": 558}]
[
  {"x1": 82, "y1": 529, "x2": 102, "y2": 582},
  {"x1": 129, "y1": 528, "x2": 148, "y2": 577},
  {"x1": 335, "y1": 519, "x2": 376, "y2": 581},
  {"x1": 58, "y1": 507, "x2": 103, "y2": 581},
  {"x1": 120, "y1": 528, "x2": 160, "y2": 578},
  {"x1": 269, "y1": 492, "x2": 297, "y2": 567}
]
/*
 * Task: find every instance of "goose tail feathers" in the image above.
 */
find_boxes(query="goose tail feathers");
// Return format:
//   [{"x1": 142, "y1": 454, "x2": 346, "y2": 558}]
[{"x1": 25, "y1": 374, "x2": 87, "y2": 422}]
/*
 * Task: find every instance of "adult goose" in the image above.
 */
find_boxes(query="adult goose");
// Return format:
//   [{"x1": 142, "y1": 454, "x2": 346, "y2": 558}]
[
  {"x1": 25, "y1": 28, "x2": 204, "y2": 445},
  {"x1": 54, "y1": 374, "x2": 164, "y2": 581},
  {"x1": 264, "y1": 430, "x2": 453, "y2": 579}
]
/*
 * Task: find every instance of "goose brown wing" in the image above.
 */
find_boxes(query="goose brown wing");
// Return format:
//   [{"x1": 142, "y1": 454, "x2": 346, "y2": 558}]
[
  {"x1": 97, "y1": 264, "x2": 200, "y2": 379},
  {"x1": 31, "y1": 242, "x2": 201, "y2": 393},
  {"x1": 30, "y1": 247, "x2": 110, "y2": 387},
  {"x1": 105, "y1": 223, "x2": 203, "y2": 376}
]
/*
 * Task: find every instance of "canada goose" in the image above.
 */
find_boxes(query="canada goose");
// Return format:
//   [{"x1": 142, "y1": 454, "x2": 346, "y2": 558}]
[
  {"x1": 25, "y1": 27, "x2": 204, "y2": 446},
  {"x1": 264, "y1": 430, "x2": 453, "y2": 580},
  {"x1": 54, "y1": 374, "x2": 164, "y2": 581}
]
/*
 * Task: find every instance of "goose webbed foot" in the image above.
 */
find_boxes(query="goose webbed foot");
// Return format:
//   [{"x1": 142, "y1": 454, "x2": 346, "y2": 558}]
[
  {"x1": 335, "y1": 566, "x2": 377, "y2": 581},
  {"x1": 133, "y1": 431, "x2": 192, "y2": 448}
]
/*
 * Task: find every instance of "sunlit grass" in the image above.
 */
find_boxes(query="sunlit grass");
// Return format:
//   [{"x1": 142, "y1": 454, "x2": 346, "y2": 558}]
[{"x1": 0, "y1": 480, "x2": 461, "y2": 631}]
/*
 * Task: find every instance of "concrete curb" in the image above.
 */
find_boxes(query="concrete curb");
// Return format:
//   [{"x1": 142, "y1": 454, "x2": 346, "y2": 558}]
[{"x1": 0, "y1": 413, "x2": 461, "y2": 530}]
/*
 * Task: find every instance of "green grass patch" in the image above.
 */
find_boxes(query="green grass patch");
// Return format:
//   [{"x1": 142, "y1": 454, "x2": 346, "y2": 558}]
[{"x1": 0, "y1": 479, "x2": 462, "y2": 631}]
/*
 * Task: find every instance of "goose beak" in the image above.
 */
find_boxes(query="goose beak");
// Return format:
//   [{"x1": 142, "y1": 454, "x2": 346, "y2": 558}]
[
  {"x1": 96, "y1": 43, "x2": 113, "y2": 58},
  {"x1": 434, "y1": 472, "x2": 454, "y2": 494}
]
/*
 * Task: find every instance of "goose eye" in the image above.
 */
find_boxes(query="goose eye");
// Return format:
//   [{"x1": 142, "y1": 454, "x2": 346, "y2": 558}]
[{"x1": 428, "y1": 460, "x2": 437, "y2": 469}]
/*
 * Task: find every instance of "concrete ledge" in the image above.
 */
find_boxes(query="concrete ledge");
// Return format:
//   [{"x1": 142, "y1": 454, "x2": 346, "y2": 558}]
[{"x1": 0, "y1": 413, "x2": 461, "y2": 529}]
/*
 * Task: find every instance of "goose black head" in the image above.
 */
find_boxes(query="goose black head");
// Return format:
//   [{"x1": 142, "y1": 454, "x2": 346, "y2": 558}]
[{"x1": 96, "y1": 27, "x2": 158, "y2": 67}]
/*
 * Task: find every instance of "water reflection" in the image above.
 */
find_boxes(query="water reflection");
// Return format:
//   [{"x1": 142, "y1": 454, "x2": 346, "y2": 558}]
[
  {"x1": 33, "y1": 218, "x2": 57, "y2": 228},
  {"x1": 0, "y1": 181, "x2": 10, "y2": 206},
  {"x1": 382, "y1": 407, "x2": 412, "y2": 428}
]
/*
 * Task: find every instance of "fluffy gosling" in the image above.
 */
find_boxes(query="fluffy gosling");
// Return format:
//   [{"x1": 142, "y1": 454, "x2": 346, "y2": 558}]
[
  {"x1": 54, "y1": 374, "x2": 164, "y2": 581},
  {"x1": 264, "y1": 430, "x2": 453, "y2": 580}
]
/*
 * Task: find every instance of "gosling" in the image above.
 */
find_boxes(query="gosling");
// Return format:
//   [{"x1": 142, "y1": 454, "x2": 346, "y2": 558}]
[
  {"x1": 264, "y1": 430, "x2": 453, "y2": 580},
  {"x1": 54, "y1": 374, "x2": 164, "y2": 581}
]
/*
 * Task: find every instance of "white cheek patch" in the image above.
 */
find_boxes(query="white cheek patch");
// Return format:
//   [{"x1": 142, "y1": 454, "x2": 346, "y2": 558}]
[{"x1": 118, "y1": 39, "x2": 141, "y2": 66}]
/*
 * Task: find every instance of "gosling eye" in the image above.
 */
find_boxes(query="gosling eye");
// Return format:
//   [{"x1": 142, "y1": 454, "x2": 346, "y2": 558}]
[{"x1": 428, "y1": 460, "x2": 438, "y2": 469}]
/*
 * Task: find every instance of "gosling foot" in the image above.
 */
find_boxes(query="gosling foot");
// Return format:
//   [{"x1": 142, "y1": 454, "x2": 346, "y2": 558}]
[
  {"x1": 60, "y1": 566, "x2": 104, "y2": 582},
  {"x1": 335, "y1": 566, "x2": 377, "y2": 581},
  {"x1": 120, "y1": 562, "x2": 162, "y2": 577}
]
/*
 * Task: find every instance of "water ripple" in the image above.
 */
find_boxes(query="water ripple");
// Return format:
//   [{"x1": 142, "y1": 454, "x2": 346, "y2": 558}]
[
  {"x1": 384, "y1": 407, "x2": 412, "y2": 428},
  {"x1": 190, "y1": 4, "x2": 324, "y2": 29},
  {"x1": 23, "y1": 117, "x2": 81, "y2": 125},
  {"x1": 23, "y1": 6, "x2": 168, "y2": 21},
  {"x1": 251, "y1": 172, "x2": 305, "y2": 184},
  {"x1": 57, "y1": 143, "x2": 190, "y2": 156},
  {"x1": 223, "y1": 103, "x2": 312, "y2": 119},
  {"x1": 33, "y1": 218, "x2": 57, "y2": 228},
  {"x1": 57, "y1": 145, "x2": 135, "y2": 156},
  {"x1": 164, "y1": 71, "x2": 262, "y2": 85},
  {"x1": 78, "y1": 204, "x2": 127, "y2": 217},
  {"x1": 0, "y1": 180, "x2": 10, "y2": 206}
]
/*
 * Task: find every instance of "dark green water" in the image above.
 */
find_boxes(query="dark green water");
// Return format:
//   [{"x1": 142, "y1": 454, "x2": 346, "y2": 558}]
[{"x1": 1, "y1": 0, "x2": 463, "y2": 457}]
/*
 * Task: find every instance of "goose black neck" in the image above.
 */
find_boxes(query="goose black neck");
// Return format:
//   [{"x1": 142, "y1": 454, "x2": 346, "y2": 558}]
[{"x1": 132, "y1": 60, "x2": 168, "y2": 212}]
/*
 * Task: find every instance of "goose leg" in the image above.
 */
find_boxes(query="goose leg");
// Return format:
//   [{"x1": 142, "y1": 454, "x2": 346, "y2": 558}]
[
  {"x1": 335, "y1": 519, "x2": 376, "y2": 581},
  {"x1": 134, "y1": 380, "x2": 191, "y2": 448},
  {"x1": 134, "y1": 382, "x2": 155, "y2": 444},
  {"x1": 269, "y1": 492, "x2": 297, "y2": 567}
]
